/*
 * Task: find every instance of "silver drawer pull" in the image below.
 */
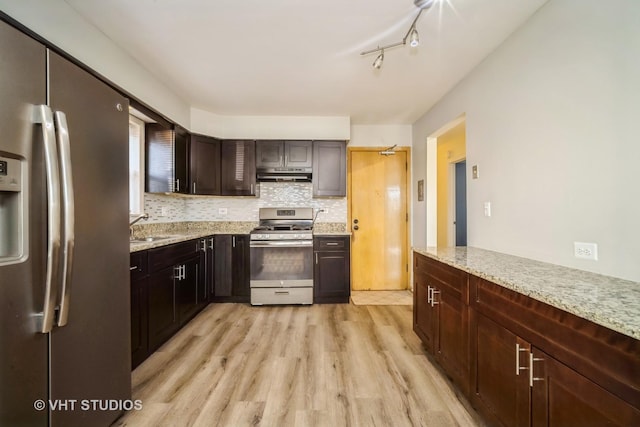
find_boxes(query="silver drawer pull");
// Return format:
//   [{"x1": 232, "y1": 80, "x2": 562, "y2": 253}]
[
  {"x1": 130, "y1": 266, "x2": 138, "y2": 271},
  {"x1": 515, "y1": 343, "x2": 528, "y2": 375},
  {"x1": 529, "y1": 352, "x2": 545, "y2": 387},
  {"x1": 275, "y1": 291, "x2": 290, "y2": 295},
  {"x1": 326, "y1": 242, "x2": 339, "y2": 246}
]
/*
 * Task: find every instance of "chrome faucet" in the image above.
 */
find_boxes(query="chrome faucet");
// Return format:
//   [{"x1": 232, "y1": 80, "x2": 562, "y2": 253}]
[
  {"x1": 129, "y1": 213, "x2": 149, "y2": 238},
  {"x1": 129, "y1": 213, "x2": 149, "y2": 227}
]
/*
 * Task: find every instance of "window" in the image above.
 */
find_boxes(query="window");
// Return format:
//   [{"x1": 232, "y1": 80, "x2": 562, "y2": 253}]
[{"x1": 129, "y1": 115, "x2": 145, "y2": 214}]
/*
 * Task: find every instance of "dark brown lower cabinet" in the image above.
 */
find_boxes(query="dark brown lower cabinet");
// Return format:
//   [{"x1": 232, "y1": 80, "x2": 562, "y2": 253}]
[
  {"x1": 313, "y1": 236, "x2": 351, "y2": 303},
  {"x1": 212, "y1": 234, "x2": 249, "y2": 303},
  {"x1": 141, "y1": 239, "x2": 208, "y2": 359},
  {"x1": 130, "y1": 252, "x2": 149, "y2": 369},
  {"x1": 413, "y1": 252, "x2": 640, "y2": 427},
  {"x1": 413, "y1": 253, "x2": 469, "y2": 394}
]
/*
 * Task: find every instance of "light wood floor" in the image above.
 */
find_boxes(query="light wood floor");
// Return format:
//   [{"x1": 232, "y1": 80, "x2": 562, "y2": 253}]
[{"x1": 113, "y1": 303, "x2": 482, "y2": 427}]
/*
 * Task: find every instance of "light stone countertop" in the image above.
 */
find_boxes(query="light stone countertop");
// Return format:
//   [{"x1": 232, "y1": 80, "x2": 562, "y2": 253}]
[
  {"x1": 129, "y1": 221, "x2": 350, "y2": 252},
  {"x1": 413, "y1": 246, "x2": 640, "y2": 340}
]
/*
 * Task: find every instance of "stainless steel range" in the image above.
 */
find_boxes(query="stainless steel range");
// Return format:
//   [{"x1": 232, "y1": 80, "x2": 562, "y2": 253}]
[{"x1": 250, "y1": 208, "x2": 314, "y2": 305}]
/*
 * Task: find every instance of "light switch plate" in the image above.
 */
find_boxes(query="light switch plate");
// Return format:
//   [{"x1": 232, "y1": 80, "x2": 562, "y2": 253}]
[
  {"x1": 472, "y1": 165, "x2": 479, "y2": 179},
  {"x1": 574, "y1": 242, "x2": 598, "y2": 260}
]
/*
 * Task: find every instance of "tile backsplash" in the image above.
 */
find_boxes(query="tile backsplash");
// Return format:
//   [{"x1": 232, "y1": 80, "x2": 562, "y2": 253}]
[{"x1": 143, "y1": 182, "x2": 347, "y2": 224}]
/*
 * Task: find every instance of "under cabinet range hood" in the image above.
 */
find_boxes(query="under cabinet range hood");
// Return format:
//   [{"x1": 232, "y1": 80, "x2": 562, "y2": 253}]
[{"x1": 256, "y1": 167, "x2": 312, "y2": 182}]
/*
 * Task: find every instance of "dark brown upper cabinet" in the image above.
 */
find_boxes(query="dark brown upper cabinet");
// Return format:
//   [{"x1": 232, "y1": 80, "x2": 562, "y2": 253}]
[
  {"x1": 256, "y1": 140, "x2": 313, "y2": 169},
  {"x1": 221, "y1": 140, "x2": 256, "y2": 196},
  {"x1": 190, "y1": 134, "x2": 221, "y2": 195},
  {"x1": 312, "y1": 140, "x2": 346, "y2": 197},
  {"x1": 145, "y1": 123, "x2": 190, "y2": 193}
]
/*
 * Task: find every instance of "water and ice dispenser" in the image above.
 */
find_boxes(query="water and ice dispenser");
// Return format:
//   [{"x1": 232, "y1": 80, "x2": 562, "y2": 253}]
[{"x1": 0, "y1": 155, "x2": 24, "y2": 262}]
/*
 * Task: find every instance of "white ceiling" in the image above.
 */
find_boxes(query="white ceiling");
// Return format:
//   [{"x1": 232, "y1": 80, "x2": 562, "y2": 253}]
[{"x1": 63, "y1": 0, "x2": 548, "y2": 125}]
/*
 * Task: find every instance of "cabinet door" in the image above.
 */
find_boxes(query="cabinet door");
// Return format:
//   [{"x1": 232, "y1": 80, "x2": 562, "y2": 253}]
[
  {"x1": 285, "y1": 141, "x2": 313, "y2": 168},
  {"x1": 191, "y1": 135, "x2": 220, "y2": 195},
  {"x1": 221, "y1": 140, "x2": 256, "y2": 196},
  {"x1": 413, "y1": 273, "x2": 435, "y2": 353},
  {"x1": 313, "y1": 140, "x2": 346, "y2": 197},
  {"x1": 314, "y1": 250, "x2": 350, "y2": 303},
  {"x1": 130, "y1": 276, "x2": 148, "y2": 369},
  {"x1": 472, "y1": 313, "x2": 531, "y2": 427},
  {"x1": 174, "y1": 126, "x2": 190, "y2": 194},
  {"x1": 148, "y1": 266, "x2": 178, "y2": 351},
  {"x1": 433, "y1": 280, "x2": 469, "y2": 393},
  {"x1": 531, "y1": 347, "x2": 640, "y2": 427},
  {"x1": 232, "y1": 235, "x2": 250, "y2": 299},
  {"x1": 256, "y1": 140, "x2": 284, "y2": 168},
  {"x1": 176, "y1": 257, "x2": 201, "y2": 324},
  {"x1": 213, "y1": 235, "x2": 233, "y2": 298},
  {"x1": 145, "y1": 123, "x2": 174, "y2": 193}
]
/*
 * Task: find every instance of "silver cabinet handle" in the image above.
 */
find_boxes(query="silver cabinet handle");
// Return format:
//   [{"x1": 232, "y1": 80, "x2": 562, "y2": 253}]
[
  {"x1": 54, "y1": 111, "x2": 75, "y2": 327},
  {"x1": 35, "y1": 105, "x2": 61, "y2": 334},
  {"x1": 173, "y1": 265, "x2": 182, "y2": 280},
  {"x1": 232, "y1": 235, "x2": 236, "y2": 247},
  {"x1": 200, "y1": 238, "x2": 207, "y2": 252},
  {"x1": 529, "y1": 352, "x2": 545, "y2": 387},
  {"x1": 326, "y1": 242, "x2": 339, "y2": 246},
  {"x1": 175, "y1": 178, "x2": 180, "y2": 192},
  {"x1": 427, "y1": 285, "x2": 432, "y2": 304},
  {"x1": 130, "y1": 266, "x2": 138, "y2": 271},
  {"x1": 315, "y1": 253, "x2": 319, "y2": 264},
  {"x1": 515, "y1": 343, "x2": 529, "y2": 375},
  {"x1": 275, "y1": 291, "x2": 290, "y2": 295},
  {"x1": 431, "y1": 288, "x2": 440, "y2": 306},
  {"x1": 208, "y1": 237, "x2": 214, "y2": 250},
  {"x1": 193, "y1": 182, "x2": 196, "y2": 193},
  {"x1": 250, "y1": 183, "x2": 254, "y2": 194}
]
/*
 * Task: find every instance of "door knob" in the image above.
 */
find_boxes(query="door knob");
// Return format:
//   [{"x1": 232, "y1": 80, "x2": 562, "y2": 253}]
[
  {"x1": 353, "y1": 225, "x2": 359, "y2": 231},
  {"x1": 353, "y1": 219, "x2": 359, "y2": 224}
]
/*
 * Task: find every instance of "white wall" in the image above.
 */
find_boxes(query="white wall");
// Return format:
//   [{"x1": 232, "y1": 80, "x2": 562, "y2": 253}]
[
  {"x1": 191, "y1": 108, "x2": 350, "y2": 140},
  {"x1": 0, "y1": 0, "x2": 191, "y2": 127},
  {"x1": 412, "y1": 0, "x2": 640, "y2": 282},
  {"x1": 349, "y1": 125, "x2": 412, "y2": 147}
]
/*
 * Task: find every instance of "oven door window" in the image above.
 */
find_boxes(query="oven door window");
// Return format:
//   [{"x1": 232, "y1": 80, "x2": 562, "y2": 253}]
[{"x1": 250, "y1": 245, "x2": 313, "y2": 282}]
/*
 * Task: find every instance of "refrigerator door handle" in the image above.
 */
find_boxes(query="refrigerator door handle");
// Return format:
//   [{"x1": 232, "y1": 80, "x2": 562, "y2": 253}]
[
  {"x1": 54, "y1": 111, "x2": 75, "y2": 327},
  {"x1": 34, "y1": 105, "x2": 61, "y2": 333}
]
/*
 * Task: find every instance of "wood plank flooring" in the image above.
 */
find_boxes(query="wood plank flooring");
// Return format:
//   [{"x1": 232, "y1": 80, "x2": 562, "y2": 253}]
[{"x1": 113, "y1": 303, "x2": 483, "y2": 427}]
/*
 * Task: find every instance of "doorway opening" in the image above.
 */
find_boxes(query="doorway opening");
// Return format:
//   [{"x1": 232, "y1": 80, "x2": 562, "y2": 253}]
[{"x1": 426, "y1": 117, "x2": 467, "y2": 247}]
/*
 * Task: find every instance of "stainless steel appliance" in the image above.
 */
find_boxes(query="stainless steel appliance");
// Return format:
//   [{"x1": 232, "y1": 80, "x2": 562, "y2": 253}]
[
  {"x1": 250, "y1": 208, "x2": 314, "y2": 305},
  {"x1": 1, "y1": 19, "x2": 130, "y2": 426}
]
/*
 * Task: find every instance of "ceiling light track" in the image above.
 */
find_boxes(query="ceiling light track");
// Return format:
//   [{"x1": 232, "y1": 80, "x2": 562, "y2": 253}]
[{"x1": 360, "y1": 0, "x2": 435, "y2": 69}]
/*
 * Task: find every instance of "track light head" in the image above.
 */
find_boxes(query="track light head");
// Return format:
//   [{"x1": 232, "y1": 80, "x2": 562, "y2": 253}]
[
  {"x1": 372, "y1": 50, "x2": 384, "y2": 69},
  {"x1": 414, "y1": 0, "x2": 435, "y2": 10},
  {"x1": 409, "y1": 28, "x2": 420, "y2": 47}
]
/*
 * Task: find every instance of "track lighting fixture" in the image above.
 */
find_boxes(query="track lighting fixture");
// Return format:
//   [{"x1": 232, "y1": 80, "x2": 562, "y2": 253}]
[{"x1": 360, "y1": 0, "x2": 435, "y2": 69}]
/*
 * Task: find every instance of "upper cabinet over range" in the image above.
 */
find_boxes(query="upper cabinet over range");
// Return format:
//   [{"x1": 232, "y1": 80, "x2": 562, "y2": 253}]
[{"x1": 146, "y1": 135, "x2": 346, "y2": 198}]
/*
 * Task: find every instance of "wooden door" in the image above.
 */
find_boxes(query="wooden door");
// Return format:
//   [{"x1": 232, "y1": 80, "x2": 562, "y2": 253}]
[{"x1": 349, "y1": 149, "x2": 408, "y2": 290}]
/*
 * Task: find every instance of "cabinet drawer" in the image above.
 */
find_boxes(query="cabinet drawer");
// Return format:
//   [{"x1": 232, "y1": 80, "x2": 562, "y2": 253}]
[
  {"x1": 414, "y1": 253, "x2": 467, "y2": 300},
  {"x1": 314, "y1": 236, "x2": 349, "y2": 250},
  {"x1": 130, "y1": 251, "x2": 148, "y2": 281},
  {"x1": 148, "y1": 239, "x2": 199, "y2": 272},
  {"x1": 250, "y1": 287, "x2": 313, "y2": 305}
]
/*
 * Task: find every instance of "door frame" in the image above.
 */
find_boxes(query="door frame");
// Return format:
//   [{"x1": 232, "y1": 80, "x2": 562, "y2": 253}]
[{"x1": 347, "y1": 146, "x2": 412, "y2": 290}]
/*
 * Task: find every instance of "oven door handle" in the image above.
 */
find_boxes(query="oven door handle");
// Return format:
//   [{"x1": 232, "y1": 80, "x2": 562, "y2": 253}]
[{"x1": 250, "y1": 240, "x2": 313, "y2": 248}]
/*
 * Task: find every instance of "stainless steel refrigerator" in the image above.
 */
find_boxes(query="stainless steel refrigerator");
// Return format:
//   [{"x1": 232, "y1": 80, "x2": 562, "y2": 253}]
[{"x1": 0, "y1": 18, "x2": 131, "y2": 426}]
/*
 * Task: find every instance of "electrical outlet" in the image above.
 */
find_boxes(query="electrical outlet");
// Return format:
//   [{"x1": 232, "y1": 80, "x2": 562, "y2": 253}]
[
  {"x1": 218, "y1": 208, "x2": 228, "y2": 215},
  {"x1": 160, "y1": 206, "x2": 168, "y2": 217},
  {"x1": 574, "y1": 242, "x2": 598, "y2": 260}
]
